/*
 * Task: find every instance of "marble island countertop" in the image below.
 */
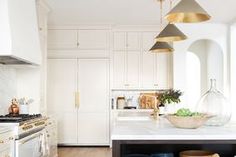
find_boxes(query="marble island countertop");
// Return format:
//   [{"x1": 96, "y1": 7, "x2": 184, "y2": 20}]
[{"x1": 111, "y1": 117, "x2": 236, "y2": 141}]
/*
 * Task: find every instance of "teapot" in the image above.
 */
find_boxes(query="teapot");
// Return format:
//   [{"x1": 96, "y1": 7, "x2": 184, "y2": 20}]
[{"x1": 8, "y1": 98, "x2": 19, "y2": 115}]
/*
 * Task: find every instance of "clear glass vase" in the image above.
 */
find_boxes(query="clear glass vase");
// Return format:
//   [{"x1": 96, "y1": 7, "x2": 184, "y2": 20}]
[{"x1": 196, "y1": 79, "x2": 231, "y2": 126}]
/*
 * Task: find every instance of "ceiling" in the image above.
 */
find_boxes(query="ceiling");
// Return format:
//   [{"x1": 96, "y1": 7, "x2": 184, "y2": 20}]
[{"x1": 47, "y1": 0, "x2": 236, "y2": 26}]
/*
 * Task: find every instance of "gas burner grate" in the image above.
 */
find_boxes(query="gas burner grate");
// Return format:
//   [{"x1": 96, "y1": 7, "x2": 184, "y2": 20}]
[{"x1": 0, "y1": 114, "x2": 42, "y2": 122}]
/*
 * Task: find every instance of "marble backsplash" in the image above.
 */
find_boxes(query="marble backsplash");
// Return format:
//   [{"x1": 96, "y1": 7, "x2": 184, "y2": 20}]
[{"x1": 0, "y1": 65, "x2": 17, "y2": 115}]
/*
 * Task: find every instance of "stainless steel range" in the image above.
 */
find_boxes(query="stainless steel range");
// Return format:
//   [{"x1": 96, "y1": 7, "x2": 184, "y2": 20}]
[{"x1": 0, "y1": 114, "x2": 47, "y2": 157}]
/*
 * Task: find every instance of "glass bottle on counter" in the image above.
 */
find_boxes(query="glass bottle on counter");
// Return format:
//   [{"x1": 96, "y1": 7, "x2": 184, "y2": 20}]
[{"x1": 196, "y1": 79, "x2": 231, "y2": 126}]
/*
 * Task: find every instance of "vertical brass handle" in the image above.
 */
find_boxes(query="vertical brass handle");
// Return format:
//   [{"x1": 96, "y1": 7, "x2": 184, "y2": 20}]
[{"x1": 75, "y1": 92, "x2": 80, "y2": 108}]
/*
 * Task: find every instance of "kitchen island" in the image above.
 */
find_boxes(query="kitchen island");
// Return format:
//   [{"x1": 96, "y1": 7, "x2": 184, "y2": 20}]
[{"x1": 111, "y1": 118, "x2": 236, "y2": 157}]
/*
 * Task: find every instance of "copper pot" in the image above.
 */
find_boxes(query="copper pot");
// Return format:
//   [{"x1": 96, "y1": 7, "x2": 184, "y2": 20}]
[
  {"x1": 180, "y1": 150, "x2": 220, "y2": 157},
  {"x1": 8, "y1": 99, "x2": 19, "y2": 115}
]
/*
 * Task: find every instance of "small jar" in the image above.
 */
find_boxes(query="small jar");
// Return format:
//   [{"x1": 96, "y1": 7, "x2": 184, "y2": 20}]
[{"x1": 117, "y1": 97, "x2": 125, "y2": 109}]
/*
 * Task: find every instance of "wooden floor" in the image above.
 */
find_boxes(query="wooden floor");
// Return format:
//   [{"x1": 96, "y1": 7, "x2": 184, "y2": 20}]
[{"x1": 58, "y1": 147, "x2": 112, "y2": 157}]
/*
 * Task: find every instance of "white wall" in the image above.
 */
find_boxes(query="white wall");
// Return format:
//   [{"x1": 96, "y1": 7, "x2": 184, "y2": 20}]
[
  {"x1": 173, "y1": 23, "x2": 229, "y2": 110},
  {"x1": 0, "y1": 65, "x2": 17, "y2": 115},
  {"x1": 230, "y1": 24, "x2": 236, "y2": 120},
  {"x1": 206, "y1": 40, "x2": 223, "y2": 92},
  {"x1": 188, "y1": 40, "x2": 208, "y2": 94},
  {"x1": 16, "y1": 67, "x2": 41, "y2": 114}
]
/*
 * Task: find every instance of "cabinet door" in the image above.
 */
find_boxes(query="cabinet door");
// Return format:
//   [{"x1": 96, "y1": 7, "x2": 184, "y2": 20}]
[
  {"x1": 78, "y1": 59, "x2": 109, "y2": 112},
  {"x1": 47, "y1": 59, "x2": 78, "y2": 144},
  {"x1": 126, "y1": 51, "x2": 140, "y2": 88},
  {"x1": 48, "y1": 30, "x2": 77, "y2": 49},
  {"x1": 78, "y1": 30, "x2": 108, "y2": 50},
  {"x1": 113, "y1": 32, "x2": 126, "y2": 51},
  {"x1": 142, "y1": 32, "x2": 157, "y2": 51},
  {"x1": 113, "y1": 52, "x2": 126, "y2": 88},
  {"x1": 0, "y1": 147, "x2": 12, "y2": 157},
  {"x1": 127, "y1": 32, "x2": 140, "y2": 51},
  {"x1": 141, "y1": 51, "x2": 156, "y2": 88},
  {"x1": 77, "y1": 59, "x2": 109, "y2": 144},
  {"x1": 156, "y1": 53, "x2": 170, "y2": 89},
  {"x1": 77, "y1": 113, "x2": 109, "y2": 144}
]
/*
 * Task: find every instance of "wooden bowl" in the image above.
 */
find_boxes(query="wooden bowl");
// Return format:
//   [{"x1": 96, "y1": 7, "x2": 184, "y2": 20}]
[
  {"x1": 165, "y1": 114, "x2": 211, "y2": 129},
  {"x1": 180, "y1": 150, "x2": 220, "y2": 157}
]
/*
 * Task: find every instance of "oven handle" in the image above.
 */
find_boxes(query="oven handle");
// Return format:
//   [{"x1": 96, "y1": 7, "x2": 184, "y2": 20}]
[{"x1": 19, "y1": 132, "x2": 43, "y2": 145}]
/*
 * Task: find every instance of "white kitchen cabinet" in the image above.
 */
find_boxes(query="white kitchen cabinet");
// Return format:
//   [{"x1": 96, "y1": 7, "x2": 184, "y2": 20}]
[
  {"x1": 113, "y1": 32, "x2": 140, "y2": 51},
  {"x1": 45, "y1": 118, "x2": 58, "y2": 157},
  {"x1": 77, "y1": 113, "x2": 109, "y2": 144},
  {"x1": 77, "y1": 30, "x2": 108, "y2": 50},
  {"x1": 47, "y1": 58, "x2": 109, "y2": 145},
  {"x1": 0, "y1": 147, "x2": 12, "y2": 157},
  {"x1": 48, "y1": 30, "x2": 78, "y2": 49},
  {"x1": 141, "y1": 51, "x2": 157, "y2": 88},
  {"x1": 126, "y1": 51, "x2": 140, "y2": 87},
  {"x1": 142, "y1": 32, "x2": 157, "y2": 51},
  {"x1": 112, "y1": 31, "x2": 172, "y2": 89},
  {"x1": 141, "y1": 32, "x2": 157, "y2": 88},
  {"x1": 112, "y1": 51, "x2": 140, "y2": 89},
  {"x1": 113, "y1": 52, "x2": 126, "y2": 88},
  {"x1": 127, "y1": 32, "x2": 140, "y2": 51},
  {"x1": 0, "y1": 128, "x2": 14, "y2": 157},
  {"x1": 156, "y1": 53, "x2": 171, "y2": 89},
  {"x1": 48, "y1": 29, "x2": 109, "y2": 50},
  {"x1": 47, "y1": 59, "x2": 78, "y2": 144}
]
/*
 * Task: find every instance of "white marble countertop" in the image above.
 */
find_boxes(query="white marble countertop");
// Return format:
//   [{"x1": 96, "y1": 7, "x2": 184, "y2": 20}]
[{"x1": 111, "y1": 118, "x2": 236, "y2": 141}]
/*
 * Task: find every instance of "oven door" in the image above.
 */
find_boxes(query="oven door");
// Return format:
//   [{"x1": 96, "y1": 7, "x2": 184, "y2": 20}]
[{"x1": 15, "y1": 131, "x2": 44, "y2": 157}]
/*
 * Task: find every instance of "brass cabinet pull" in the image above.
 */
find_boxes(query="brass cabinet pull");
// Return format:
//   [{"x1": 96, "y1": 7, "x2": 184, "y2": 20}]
[
  {"x1": 35, "y1": 121, "x2": 45, "y2": 126},
  {"x1": 75, "y1": 92, "x2": 80, "y2": 108},
  {"x1": 9, "y1": 137, "x2": 14, "y2": 140},
  {"x1": 22, "y1": 125, "x2": 33, "y2": 130},
  {"x1": 0, "y1": 140, "x2": 4, "y2": 144}
]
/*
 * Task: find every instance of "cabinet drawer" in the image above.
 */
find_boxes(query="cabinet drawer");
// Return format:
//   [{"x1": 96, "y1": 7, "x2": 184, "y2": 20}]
[{"x1": 0, "y1": 131, "x2": 14, "y2": 152}]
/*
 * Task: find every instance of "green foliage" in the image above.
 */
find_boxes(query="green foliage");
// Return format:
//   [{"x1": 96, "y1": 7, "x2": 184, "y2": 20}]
[{"x1": 159, "y1": 89, "x2": 183, "y2": 105}]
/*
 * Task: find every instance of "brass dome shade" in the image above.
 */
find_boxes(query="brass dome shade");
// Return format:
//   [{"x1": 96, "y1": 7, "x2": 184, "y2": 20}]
[
  {"x1": 165, "y1": 0, "x2": 211, "y2": 23},
  {"x1": 149, "y1": 42, "x2": 174, "y2": 53},
  {"x1": 156, "y1": 23, "x2": 187, "y2": 42}
]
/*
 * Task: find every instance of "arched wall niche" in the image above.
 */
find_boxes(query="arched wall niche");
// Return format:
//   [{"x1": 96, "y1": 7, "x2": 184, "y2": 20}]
[{"x1": 185, "y1": 39, "x2": 224, "y2": 108}]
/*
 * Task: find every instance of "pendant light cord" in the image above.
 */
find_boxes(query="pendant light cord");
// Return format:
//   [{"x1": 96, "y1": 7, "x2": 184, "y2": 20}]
[
  {"x1": 159, "y1": 0, "x2": 163, "y2": 31},
  {"x1": 169, "y1": 0, "x2": 172, "y2": 10}
]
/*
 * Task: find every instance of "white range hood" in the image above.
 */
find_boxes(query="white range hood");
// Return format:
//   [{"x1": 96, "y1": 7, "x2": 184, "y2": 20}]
[{"x1": 0, "y1": 0, "x2": 41, "y2": 65}]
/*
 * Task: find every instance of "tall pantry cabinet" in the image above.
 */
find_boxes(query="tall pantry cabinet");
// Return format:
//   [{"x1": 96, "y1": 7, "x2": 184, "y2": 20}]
[
  {"x1": 47, "y1": 28, "x2": 110, "y2": 145},
  {"x1": 47, "y1": 58, "x2": 109, "y2": 145}
]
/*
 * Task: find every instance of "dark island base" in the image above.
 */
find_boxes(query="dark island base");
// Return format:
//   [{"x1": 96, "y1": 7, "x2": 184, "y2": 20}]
[{"x1": 112, "y1": 140, "x2": 236, "y2": 157}]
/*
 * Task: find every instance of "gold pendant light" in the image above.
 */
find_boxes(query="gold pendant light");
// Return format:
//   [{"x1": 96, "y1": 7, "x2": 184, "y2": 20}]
[
  {"x1": 165, "y1": 0, "x2": 211, "y2": 23},
  {"x1": 156, "y1": 0, "x2": 187, "y2": 42},
  {"x1": 150, "y1": 0, "x2": 175, "y2": 53},
  {"x1": 150, "y1": 42, "x2": 174, "y2": 53},
  {"x1": 156, "y1": 23, "x2": 187, "y2": 42}
]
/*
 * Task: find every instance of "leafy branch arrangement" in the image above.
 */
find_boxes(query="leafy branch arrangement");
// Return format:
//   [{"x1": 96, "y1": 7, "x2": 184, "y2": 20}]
[{"x1": 159, "y1": 89, "x2": 183, "y2": 105}]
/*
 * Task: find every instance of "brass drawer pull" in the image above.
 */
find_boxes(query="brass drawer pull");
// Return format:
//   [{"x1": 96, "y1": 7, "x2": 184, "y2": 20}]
[
  {"x1": 75, "y1": 92, "x2": 80, "y2": 108},
  {"x1": 35, "y1": 121, "x2": 45, "y2": 126},
  {"x1": 22, "y1": 125, "x2": 33, "y2": 130}
]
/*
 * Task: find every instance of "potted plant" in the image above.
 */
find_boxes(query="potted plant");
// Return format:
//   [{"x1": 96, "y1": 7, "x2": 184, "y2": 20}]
[{"x1": 158, "y1": 89, "x2": 183, "y2": 114}]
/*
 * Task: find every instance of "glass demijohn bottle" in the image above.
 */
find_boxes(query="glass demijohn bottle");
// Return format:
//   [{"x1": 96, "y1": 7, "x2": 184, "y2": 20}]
[{"x1": 196, "y1": 79, "x2": 231, "y2": 126}]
